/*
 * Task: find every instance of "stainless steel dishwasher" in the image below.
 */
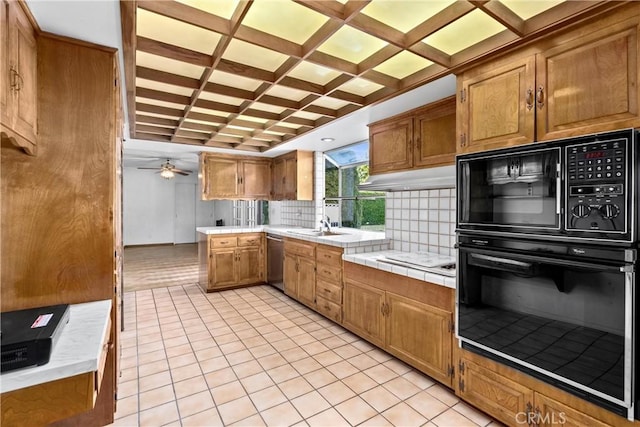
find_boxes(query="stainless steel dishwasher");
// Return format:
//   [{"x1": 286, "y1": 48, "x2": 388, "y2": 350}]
[{"x1": 266, "y1": 234, "x2": 284, "y2": 291}]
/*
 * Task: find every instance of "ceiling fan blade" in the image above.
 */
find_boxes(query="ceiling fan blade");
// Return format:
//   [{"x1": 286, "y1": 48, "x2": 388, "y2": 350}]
[
  {"x1": 137, "y1": 167, "x2": 161, "y2": 170},
  {"x1": 173, "y1": 168, "x2": 193, "y2": 174},
  {"x1": 175, "y1": 171, "x2": 191, "y2": 176}
]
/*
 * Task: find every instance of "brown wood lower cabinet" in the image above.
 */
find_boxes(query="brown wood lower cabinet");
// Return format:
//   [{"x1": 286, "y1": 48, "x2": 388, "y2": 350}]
[
  {"x1": 199, "y1": 233, "x2": 265, "y2": 292},
  {"x1": 343, "y1": 262, "x2": 455, "y2": 388},
  {"x1": 283, "y1": 238, "x2": 316, "y2": 307},
  {"x1": 455, "y1": 347, "x2": 635, "y2": 427},
  {"x1": 315, "y1": 244, "x2": 343, "y2": 323}
]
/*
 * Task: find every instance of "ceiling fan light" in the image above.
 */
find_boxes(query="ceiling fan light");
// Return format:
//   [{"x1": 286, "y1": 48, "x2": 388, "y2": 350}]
[{"x1": 160, "y1": 169, "x2": 175, "y2": 179}]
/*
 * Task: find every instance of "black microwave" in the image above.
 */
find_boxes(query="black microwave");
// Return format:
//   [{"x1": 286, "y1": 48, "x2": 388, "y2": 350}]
[{"x1": 456, "y1": 129, "x2": 638, "y2": 245}]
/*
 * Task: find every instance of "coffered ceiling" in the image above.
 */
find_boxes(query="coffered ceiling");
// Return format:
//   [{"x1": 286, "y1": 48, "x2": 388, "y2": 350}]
[{"x1": 120, "y1": 0, "x2": 617, "y2": 153}]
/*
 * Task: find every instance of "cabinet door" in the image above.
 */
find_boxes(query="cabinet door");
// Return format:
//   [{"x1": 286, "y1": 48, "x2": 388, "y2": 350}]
[
  {"x1": 457, "y1": 358, "x2": 533, "y2": 426},
  {"x1": 283, "y1": 156, "x2": 297, "y2": 199},
  {"x1": 237, "y1": 247, "x2": 262, "y2": 285},
  {"x1": 296, "y1": 256, "x2": 316, "y2": 308},
  {"x1": 283, "y1": 252, "x2": 298, "y2": 298},
  {"x1": 458, "y1": 55, "x2": 535, "y2": 154},
  {"x1": 211, "y1": 249, "x2": 236, "y2": 288},
  {"x1": 202, "y1": 157, "x2": 238, "y2": 199},
  {"x1": 240, "y1": 160, "x2": 271, "y2": 199},
  {"x1": 342, "y1": 280, "x2": 385, "y2": 347},
  {"x1": 0, "y1": 0, "x2": 9, "y2": 128},
  {"x1": 534, "y1": 393, "x2": 611, "y2": 427},
  {"x1": 271, "y1": 158, "x2": 285, "y2": 200},
  {"x1": 9, "y1": 1, "x2": 36, "y2": 144},
  {"x1": 413, "y1": 97, "x2": 456, "y2": 168},
  {"x1": 385, "y1": 292, "x2": 453, "y2": 387},
  {"x1": 536, "y1": 19, "x2": 640, "y2": 141},
  {"x1": 369, "y1": 118, "x2": 413, "y2": 174}
]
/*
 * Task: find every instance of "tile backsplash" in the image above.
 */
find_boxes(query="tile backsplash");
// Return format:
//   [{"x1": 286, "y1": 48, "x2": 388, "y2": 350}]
[{"x1": 385, "y1": 188, "x2": 456, "y2": 256}]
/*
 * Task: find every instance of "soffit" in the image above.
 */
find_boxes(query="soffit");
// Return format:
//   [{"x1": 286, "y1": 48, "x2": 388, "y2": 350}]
[{"x1": 121, "y1": 0, "x2": 618, "y2": 153}]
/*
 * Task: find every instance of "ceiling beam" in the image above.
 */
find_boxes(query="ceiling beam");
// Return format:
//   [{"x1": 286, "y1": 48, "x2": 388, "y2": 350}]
[{"x1": 119, "y1": 0, "x2": 137, "y2": 137}]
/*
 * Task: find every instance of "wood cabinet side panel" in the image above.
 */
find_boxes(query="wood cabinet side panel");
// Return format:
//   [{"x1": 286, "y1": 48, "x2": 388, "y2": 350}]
[
  {"x1": 1, "y1": 36, "x2": 116, "y2": 311},
  {"x1": 295, "y1": 150, "x2": 314, "y2": 201}
]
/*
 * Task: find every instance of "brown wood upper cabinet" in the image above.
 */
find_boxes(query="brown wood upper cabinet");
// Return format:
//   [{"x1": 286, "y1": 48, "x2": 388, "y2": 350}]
[
  {"x1": 200, "y1": 153, "x2": 271, "y2": 200},
  {"x1": 271, "y1": 150, "x2": 314, "y2": 201},
  {"x1": 0, "y1": 0, "x2": 37, "y2": 155},
  {"x1": 457, "y1": 6, "x2": 640, "y2": 154},
  {"x1": 368, "y1": 96, "x2": 456, "y2": 175}
]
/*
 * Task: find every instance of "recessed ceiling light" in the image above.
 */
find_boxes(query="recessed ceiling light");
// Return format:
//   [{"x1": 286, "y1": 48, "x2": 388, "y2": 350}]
[{"x1": 321, "y1": 137, "x2": 334, "y2": 142}]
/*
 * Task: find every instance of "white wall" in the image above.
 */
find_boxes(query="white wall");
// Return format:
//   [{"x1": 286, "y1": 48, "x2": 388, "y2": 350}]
[{"x1": 123, "y1": 167, "x2": 224, "y2": 246}]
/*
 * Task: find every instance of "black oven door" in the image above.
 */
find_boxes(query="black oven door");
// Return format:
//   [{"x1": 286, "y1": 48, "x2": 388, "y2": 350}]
[
  {"x1": 457, "y1": 146, "x2": 561, "y2": 236},
  {"x1": 456, "y1": 237, "x2": 635, "y2": 416}
]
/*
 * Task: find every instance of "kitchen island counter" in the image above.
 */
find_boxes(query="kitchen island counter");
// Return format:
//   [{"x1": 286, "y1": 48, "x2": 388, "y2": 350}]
[{"x1": 197, "y1": 226, "x2": 389, "y2": 250}]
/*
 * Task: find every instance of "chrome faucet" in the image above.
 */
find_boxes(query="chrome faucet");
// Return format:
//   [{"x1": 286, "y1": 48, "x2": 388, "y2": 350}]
[{"x1": 320, "y1": 216, "x2": 331, "y2": 232}]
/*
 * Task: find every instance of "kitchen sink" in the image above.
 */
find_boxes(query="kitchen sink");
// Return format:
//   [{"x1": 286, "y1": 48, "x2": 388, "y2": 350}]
[{"x1": 287, "y1": 229, "x2": 343, "y2": 237}]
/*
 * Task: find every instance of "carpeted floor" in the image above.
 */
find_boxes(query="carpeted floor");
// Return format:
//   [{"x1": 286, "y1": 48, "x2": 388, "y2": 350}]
[{"x1": 123, "y1": 243, "x2": 199, "y2": 292}]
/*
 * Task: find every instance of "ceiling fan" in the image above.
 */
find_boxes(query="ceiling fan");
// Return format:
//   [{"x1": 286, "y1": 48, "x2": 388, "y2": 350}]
[{"x1": 137, "y1": 159, "x2": 193, "y2": 179}]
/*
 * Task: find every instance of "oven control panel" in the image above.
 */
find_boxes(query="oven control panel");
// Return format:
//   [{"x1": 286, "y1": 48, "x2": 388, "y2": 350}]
[{"x1": 566, "y1": 138, "x2": 627, "y2": 233}]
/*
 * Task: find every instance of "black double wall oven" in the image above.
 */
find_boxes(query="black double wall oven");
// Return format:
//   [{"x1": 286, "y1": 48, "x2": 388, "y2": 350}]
[{"x1": 456, "y1": 129, "x2": 638, "y2": 420}]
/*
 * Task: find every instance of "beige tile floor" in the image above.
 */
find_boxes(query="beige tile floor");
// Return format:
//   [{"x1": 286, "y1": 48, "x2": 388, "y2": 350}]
[{"x1": 110, "y1": 283, "x2": 499, "y2": 427}]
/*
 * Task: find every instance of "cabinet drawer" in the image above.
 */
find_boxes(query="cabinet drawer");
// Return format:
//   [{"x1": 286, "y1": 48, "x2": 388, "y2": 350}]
[
  {"x1": 238, "y1": 234, "x2": 261, "y2": 247},
  {"x1": 285, "y1": 239, "x2": 315, "y2": 258},
  {"x1": 316, "y1": 296, "x2": 342, "y2": 323},
  {"x1": 210, "y1": 236, "x2": 237, "y2": 248},
  {"x1": 316, "y1": 279, "x2": 342, "y2": 304},
  {"x1": 317, "y1": 264, "x2": 341, "y2": 284},
  {"x1": 316, "y1": 246, "x2": 343, "y2": 267}
]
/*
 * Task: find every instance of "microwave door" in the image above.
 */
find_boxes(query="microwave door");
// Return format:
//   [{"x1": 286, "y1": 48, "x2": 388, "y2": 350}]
[{"x1": 457, "y1": 147, "x2": 561, "y2": 233}]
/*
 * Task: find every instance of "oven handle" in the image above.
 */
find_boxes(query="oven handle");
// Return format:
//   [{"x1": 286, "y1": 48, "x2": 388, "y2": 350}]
[
  {"x1": 464, "y1": 247, "x2": 629, "y2": 273},
  {"x1": 470, "y1": 253, "x2": 532, "y2": 269},
  {"x1": 555, "y1": 162, "x2": 561, "y2": 214}
]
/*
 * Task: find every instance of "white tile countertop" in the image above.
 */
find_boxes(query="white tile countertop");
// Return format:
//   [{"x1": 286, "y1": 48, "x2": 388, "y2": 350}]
[
  {"x1": 196, "y1": 225, "x2": 389, "y2": 249},
  {"x1": 343, "y1": 250, "x2": 456, "y2": 289},
  {"x1": 1, "y1": 299, "x2": 112, "y2": 393}
]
